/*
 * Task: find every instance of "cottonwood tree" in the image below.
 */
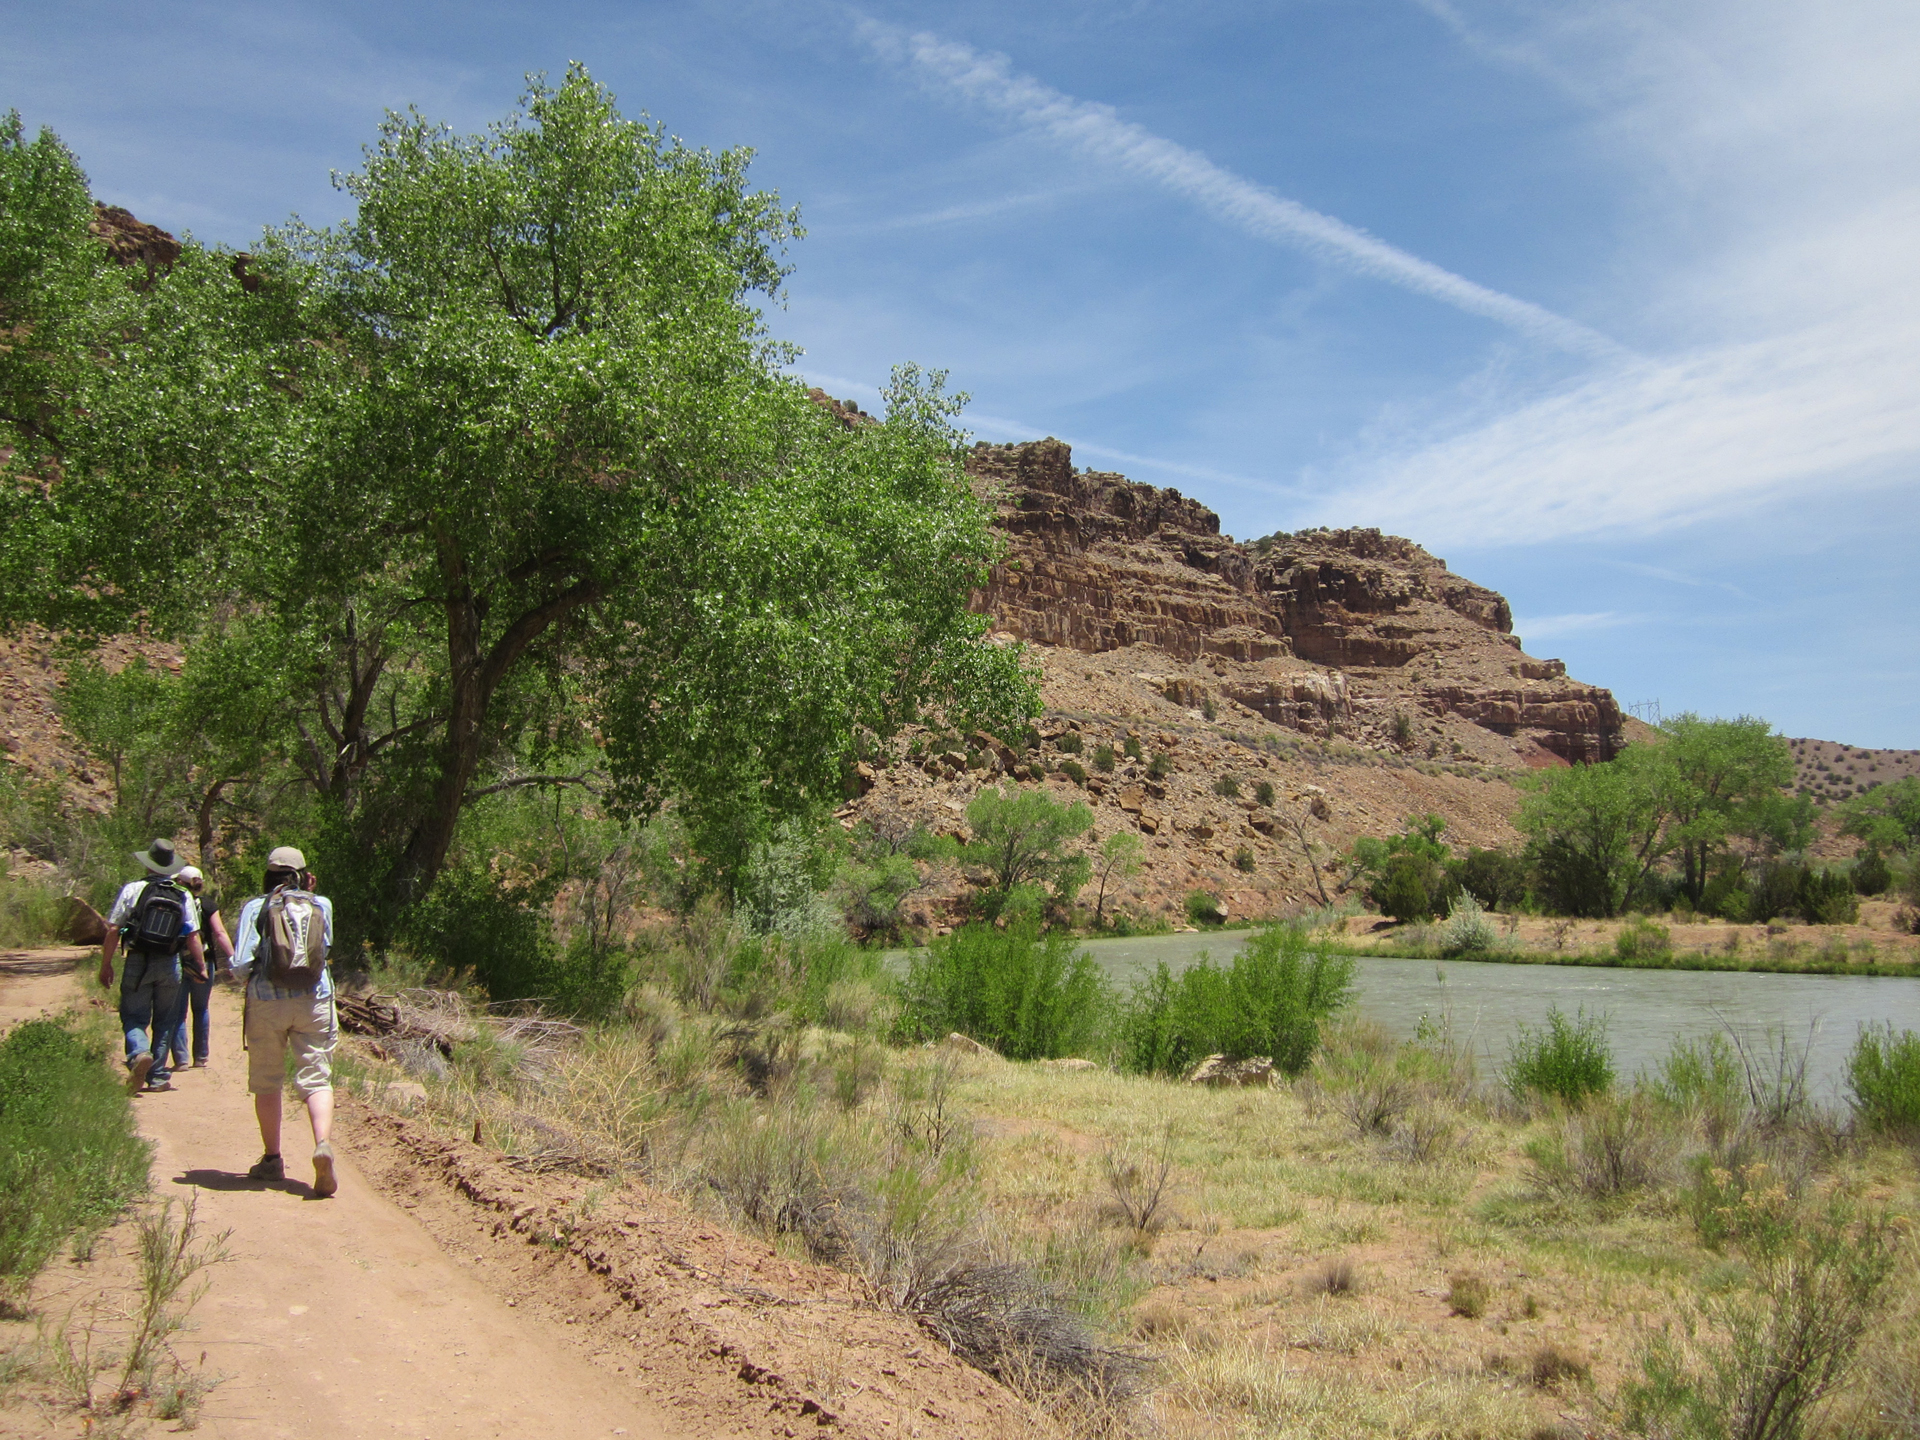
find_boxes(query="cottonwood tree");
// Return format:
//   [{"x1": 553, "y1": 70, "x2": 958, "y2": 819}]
[
  {"x1": 0, "y1": 71, "x2": 1035, "y2": 933},
  {"x1": 963, "y1": 785, "x2": 1093, "y2": 916}
]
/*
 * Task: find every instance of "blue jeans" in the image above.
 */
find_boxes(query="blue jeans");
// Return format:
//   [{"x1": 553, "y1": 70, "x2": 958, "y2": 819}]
[
  {"x1": 167, "y1": 976, "x2": 212, "y2": 1068},
  {"x1": 119, "y1": 953, "x2": 182, "y2": 1086}
]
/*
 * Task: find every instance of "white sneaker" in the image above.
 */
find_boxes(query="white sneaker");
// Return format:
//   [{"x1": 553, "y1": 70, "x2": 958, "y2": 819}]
[{"x1": 312, "y1": 1142, "x2": 338, "y2": 1198}]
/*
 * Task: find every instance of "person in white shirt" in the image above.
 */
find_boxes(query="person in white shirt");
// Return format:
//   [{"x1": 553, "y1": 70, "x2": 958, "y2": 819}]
[
  {"x1": 224, "y1": 845, "x2": 339, "y2": 1197},
  {"x1": 99, "y1": 838, "x2": 206, "y2": 1093}
]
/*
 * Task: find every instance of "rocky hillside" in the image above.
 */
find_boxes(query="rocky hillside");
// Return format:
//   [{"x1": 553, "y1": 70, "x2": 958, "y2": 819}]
[{"x1": 838, "y1": 436, "x2": 1635, "y2": 928}]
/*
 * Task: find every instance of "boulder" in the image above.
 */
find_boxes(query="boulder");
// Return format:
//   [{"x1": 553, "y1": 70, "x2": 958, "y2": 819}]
[
  {"x1": 58, "y1": 896, "x2": 107, "y2": 946},
  {"x1": 1037, "y1": 1057, "x2": 1099, "y2": 1072},
  {"x1": 940, "y1": 1032, "x2": 999, "y2": 1059},
  {"x1": 1186, "y1": 1054, "x2": 1278, "y2": 1088}
]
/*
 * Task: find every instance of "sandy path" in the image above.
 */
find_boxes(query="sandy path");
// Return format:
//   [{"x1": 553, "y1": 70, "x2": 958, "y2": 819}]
[{"x1": 1, "y1": 959, "x2": 687, "y2": 1440}]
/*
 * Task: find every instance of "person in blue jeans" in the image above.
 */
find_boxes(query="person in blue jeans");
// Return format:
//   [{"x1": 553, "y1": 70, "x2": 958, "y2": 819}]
[
  {"x1": 164, "y1": 865, "x2": 231, "y2": 1070},
  {"x1": 98, "y1": 839, "x2": 206, "y2": 1093}
]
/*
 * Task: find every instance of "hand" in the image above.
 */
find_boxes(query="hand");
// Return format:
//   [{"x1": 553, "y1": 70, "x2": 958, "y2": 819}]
[{"x1": 97, "y1": 963, "x2": 113, "y2": 989}]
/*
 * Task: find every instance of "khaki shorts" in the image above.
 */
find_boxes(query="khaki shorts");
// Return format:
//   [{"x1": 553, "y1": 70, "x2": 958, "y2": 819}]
[{"x1": 245, "y1": 993, "x2": 337, "y2": 1097}]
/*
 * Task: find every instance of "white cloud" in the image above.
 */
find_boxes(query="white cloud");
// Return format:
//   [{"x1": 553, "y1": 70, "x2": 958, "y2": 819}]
[
  {"x1": 1317, "y1": 0, "x2": 1920, "y2": 545},
  {"x1": 858, "y1": 19, "x2": 1624, "y2": 360}
]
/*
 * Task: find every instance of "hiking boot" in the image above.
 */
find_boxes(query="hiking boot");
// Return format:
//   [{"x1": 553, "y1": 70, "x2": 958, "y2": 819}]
[
  {"x1": 144, "y1": 1080, "x2": 174, "y2": 1093},
  {"x1": 127, "y1": 1053, "x2": 153, "y2": 1093},
  {"x1": 247, "y1": 1153, "x2": 285, "y2": 1182},
  {"x1": 312, "y1": 1142, "x2": 338, "y2": 1199},
  {"x1": 192, "y1": 1059, "x2": 208, "y2": 1068}
]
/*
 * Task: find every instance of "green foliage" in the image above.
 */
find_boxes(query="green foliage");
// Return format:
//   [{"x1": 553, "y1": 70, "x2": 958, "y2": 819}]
[
  {"x1": 895, "y1": 923, "x2": 1107, "y2": 1060},
  {"x1": 1503, "y1": 1007, "x2": 1614, "y2": 1106},
  {"x1": 1850, "y1": 846, "x2": 1891, "y2": 896},
  {"x1": 1211, "y1": 773, "x2": 1238, "y2": 797},
  {"x1": 3, "y1": 77, "x2": 1037, "y2": 935},
  {"x1": 1092, "y1": 745, "x2": 1116, "y2": 773},
  {"x1": 1232, "y1": 845, "x2": 1256, "y2": 873},
  {"x1": 1448, "y1": 846, "x2": 1528, "y2": 911},
  {"x1": 962, "y1": 786, "x2": 1093, "y2": 915},
  {"x1": 1519, "y1": 717, "x2": 1805, "y2": 919},
  {"x1": 1439, "y1": 892, "x2": 1498, "y2": 956},
  {"x1": 1114, "y1": 924, "x2": 1354, "y2": 1078},
  {"x1": 1058, "y1": 758, "x2": 1087, "y2": 787},
  {"x1": 1390, "y1": 711, "x2": 1415, "y2": 747},
  {"x1": 1624, "y1": 1181, "x2": 1900, "y2": 1440},
  {"x1": 1845, "y1": 1022, "x2": 1920, "y2": 1136},
  {"x1": 1122, "y1": 736, "x2": 1144, "y2": 763},
  {"x1": 1650, "y1": 1033, "x2": 1747, "y2": 1135},
  {"x1": 1147, "y1": 752, "x2": 1173, "y2": 781},
  {"x1": 1253, "y1": 780, "x2": 1275, "y2": 807},
  {"x1": 1054, "y1": 730, "x2": 1083, "y2": 755},
  {"x1": 0, "y1": 1017, "x2": 150, "y2": 1287},
  {"x1": 1352, "y1": 814, "x2": 1455, "y2": 921},
  {"x1": 1797, "y1": 867, "x2": 1858, "y2": 925},
  {"x1": 1614, "y1": 916, "x2": 1673, "y2": 961},
  {"x1": 401, "y1": 864, "x2": 559, "y2": 1006},
  {"x1": 1089, "y1": 829, "x2": 1143, "y2": 929},
  {"x1": 1837, "y1": 776, "x2": 1920, "y2": 856},
  {"x1": 1184, "y1": 889, "x2": 1227, "y2": 927}
]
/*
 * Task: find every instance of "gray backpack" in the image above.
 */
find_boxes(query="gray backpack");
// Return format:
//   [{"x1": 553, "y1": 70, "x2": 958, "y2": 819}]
[{"x1": 256, "y1": 888, "x2": 327, "y2": 990}]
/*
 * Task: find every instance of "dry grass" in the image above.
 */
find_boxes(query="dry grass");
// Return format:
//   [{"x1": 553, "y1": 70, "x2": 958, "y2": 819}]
[{"x1": 334, "y1": 986, "x2": 1920, "y2": 1440}]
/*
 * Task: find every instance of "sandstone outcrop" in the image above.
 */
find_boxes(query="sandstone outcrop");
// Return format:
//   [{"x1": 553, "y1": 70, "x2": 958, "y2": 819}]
[{"x1": 965, "y1": 438, "x2": 1622, "y2": 765}]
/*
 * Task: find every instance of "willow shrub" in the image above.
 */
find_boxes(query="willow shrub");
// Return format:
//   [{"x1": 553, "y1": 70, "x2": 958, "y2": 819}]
[
  {"x1": 895, "y1": 923, "x2": 1108, "y2": 1060},
  {"x1": 1115, "y1": 924, "x2": 1354, "y2": 1079}
]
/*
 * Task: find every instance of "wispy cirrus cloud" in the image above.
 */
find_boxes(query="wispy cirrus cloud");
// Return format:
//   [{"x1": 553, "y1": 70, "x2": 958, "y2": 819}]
[
  {"x1": 1510, "y1": 611, "x2": 1636, "y2": 643},
  {"x1": 857, "y1": 19, "x2": 1626, "y2": 361}
]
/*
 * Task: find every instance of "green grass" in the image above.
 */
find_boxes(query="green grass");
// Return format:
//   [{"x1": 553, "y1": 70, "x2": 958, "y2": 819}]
[{"x1": 0, "y1": 1015, "x2": 151, "y2": 1290}]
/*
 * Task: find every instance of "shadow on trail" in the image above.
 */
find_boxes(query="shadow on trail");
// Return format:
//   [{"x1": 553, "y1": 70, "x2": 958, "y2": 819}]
[{"x1": 173, "y1": 1167, "x2": 323, "y2": 1200}]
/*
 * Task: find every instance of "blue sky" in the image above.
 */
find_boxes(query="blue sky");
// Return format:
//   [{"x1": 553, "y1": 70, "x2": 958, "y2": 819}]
[{"x1": 6, "y1": 0, "x2": 1916, "y2": 745}]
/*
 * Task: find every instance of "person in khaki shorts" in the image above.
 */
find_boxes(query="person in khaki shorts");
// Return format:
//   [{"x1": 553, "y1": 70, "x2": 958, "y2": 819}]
[{"x1": 224, "y1": 845, "x2": 340, "y2": 1197}]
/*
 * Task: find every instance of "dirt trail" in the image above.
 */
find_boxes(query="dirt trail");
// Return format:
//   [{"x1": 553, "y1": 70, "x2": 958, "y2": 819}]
[{"x1": 0, "y1": 957, "x2": 686, "y2": 1440}]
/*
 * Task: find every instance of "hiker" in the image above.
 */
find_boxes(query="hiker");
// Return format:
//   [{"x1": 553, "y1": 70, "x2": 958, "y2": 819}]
[
  {"x1": 225, "y1": 846, "x2": 339, "y2": 1197},
  {"x1": 98, "y1": 838, "x2": 207, "y2": 1094},
  {"x1": 164, "y1": 865, "x2": 231, "y2": 1072}
]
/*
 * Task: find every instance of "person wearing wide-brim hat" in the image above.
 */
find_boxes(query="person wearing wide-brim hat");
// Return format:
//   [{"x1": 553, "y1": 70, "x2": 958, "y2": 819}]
[{"x1": 98, "y1": 839, "x2": 207, "y2": 1094}]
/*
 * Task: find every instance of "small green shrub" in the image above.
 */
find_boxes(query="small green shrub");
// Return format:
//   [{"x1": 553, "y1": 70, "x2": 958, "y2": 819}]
[
  {"x1": 1056, "y1": 731, "x2": 1084, "y2": 755},
  {"x1": 896, "y1": 923, "x2": 1108, "y2": 1060},
  {"x1": 1448, "y1": 1271, "x2": 1490, "y2": 1319},
  {"x1": 1615, "y1": 916, "x2": 1672, "y2": 962},
  {"x1": 1851, "y1": 848, "x2": 1891, "y2": 896},
  {"x1": 1093, "y1": 745, "x2": 1116, "y2": 773},
  {"x1": 1233, "y1": 846, "x2": 1256, "y2": 873},
  {"x1": 1185, "y1": 890, "x2": 1227, "y2": 927},
  {"x1": 1116, "y1": 923, "x2": 1354, "y2": 1078},
  {"x1": 1201, "y1": 698, "x2": 1218, "y2": 722},
  {"x1": 1799, "y1": 868, "x2": 1859, "y2": 925},
  {"x1": 1846, "y1": 1022, "x2": 1920, "y2": 1136},
  {"x1": 1439, "y1": 893, "x2": 1497, "y2": 956},
  {"x1": 0, "y1": 1018, "x2": 151, "y2": 1288},
  {"x1": 1254, "y1": 780, "x2": 1275, "y2": 807},
  {"x1": 1391, "y1": 712, "x2": 1415, "y2": 747},
  {"x1": 1504, "y1": 1007, "x2": 1614, "y2": 1106},
  {"x1": 1650, "y1": 1033, "x2": 1747, "y2": 1137},
  {"x1": 1123, "y1": 736, "x2": 1144, "y2": 763},
  {"x1": 1147, "y1": 752, "x2": 1173, "y2": 780},
  {"x1": 1212, "y1": 774, "x2": 1240, "y2": 798},
  {"x1": 1059, "y1": 759, "x2": 1088, "y2": 786}
]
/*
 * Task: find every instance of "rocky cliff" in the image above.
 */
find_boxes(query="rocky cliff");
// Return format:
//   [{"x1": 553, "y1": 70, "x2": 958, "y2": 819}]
[{"x1": 966, "y1": 437, "x2": 1623, "y2": 766}]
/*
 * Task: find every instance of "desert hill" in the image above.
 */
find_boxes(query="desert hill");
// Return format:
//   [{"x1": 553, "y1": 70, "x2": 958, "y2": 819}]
[{"x1": 838, "y1": 435, "x2": 1635, "y2": 926}]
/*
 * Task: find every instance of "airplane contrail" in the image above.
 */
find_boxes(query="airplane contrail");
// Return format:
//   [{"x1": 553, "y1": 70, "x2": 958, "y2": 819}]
[{"x1": 863, "y1": 22, "x2": 1627, "y2": 361}]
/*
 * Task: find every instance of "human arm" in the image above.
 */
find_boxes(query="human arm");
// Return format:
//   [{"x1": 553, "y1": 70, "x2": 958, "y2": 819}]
[
  {"x1": 184, "y1": 931, "x2": 207, "y2": 983},
  {"x1": 98, "y1": 926, "x2": 117, "y2": 989},
  {"x1": 208, "y1": 909, "x2": 233, "y2": 964}
]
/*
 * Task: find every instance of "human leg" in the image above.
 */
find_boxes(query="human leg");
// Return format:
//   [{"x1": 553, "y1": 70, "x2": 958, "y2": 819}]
[
  {"x1": 118, "y1": 961, "x2": 154, "y2": 1083},
  {"x1": 162, "y1": 979, "x2": 192, "y2": 1072},
  {"x1": 144, "y1": 971, "x2": 180, "y2": 1086},
  {"x1": 245, "y1": 994, "x2": 293, "y2": 1175},
  {"x1": 188, "y1": 977, "x2": 212, "y2": 1063},
  {"x1": 289, "y1": 996, "x2": 339, "y2": 1195}
]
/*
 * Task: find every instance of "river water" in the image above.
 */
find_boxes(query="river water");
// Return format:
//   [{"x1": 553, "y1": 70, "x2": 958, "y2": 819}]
[{"x1": 896, "y1": 931, "x2": 1920, "y2": 1105}]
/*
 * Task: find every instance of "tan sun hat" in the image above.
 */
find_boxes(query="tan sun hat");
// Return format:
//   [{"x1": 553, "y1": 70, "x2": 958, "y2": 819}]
[
  {"x1": 266, "y1": 845, "x2": 307, "y2": 871},
  {"x1": 177, "y1": 865, "x2": 204, "y2": 886},
  {"x1": 133, "y1": 839, "x2": 186, "y2": 876}
]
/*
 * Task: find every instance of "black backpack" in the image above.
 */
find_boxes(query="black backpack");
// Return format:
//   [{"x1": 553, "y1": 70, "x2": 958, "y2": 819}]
[{"x1": 126, "y1": 880, "x2": 190, "y2": 956}]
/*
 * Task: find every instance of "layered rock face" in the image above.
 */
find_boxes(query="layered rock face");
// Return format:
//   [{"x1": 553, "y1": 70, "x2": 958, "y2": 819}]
[{"x1": 966, "y1": 438, "x2": 1622, "y2": 765}]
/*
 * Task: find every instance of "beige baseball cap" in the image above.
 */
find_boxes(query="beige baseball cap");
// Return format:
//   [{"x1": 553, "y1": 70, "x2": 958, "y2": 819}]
[{"x1": 266, "y1": 846, "x2": 307, "y2": 871}]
